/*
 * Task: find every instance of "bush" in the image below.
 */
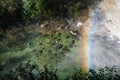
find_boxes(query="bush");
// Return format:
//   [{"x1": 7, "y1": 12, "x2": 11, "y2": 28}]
[
  {"x1": 1, "y1": 63, "x2": 120, "y2": 80},
  {"x1": 22, "y1": 0, "x2": 43, "y2": 20},
  {"x1": 41, "y1": 0, "x2": 85, "y2": 18},
  {"x1": 0, "y1": 61, "x2": 58, "y2": 80},
  {"x1": 67, "y1": 2, "x2": 83, "y2": 17},
  {"x1": 0, "y1": 0, "x2": 88, "y2": 19},
  {"x1": 0, "y1": 0, "x2": 22, "y2": 29},
  {"x1": 0, "y1": 0, "x2": 103, "y2": 29}
]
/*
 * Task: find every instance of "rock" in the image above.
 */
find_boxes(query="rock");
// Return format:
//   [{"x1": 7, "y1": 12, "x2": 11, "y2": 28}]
[
  {"x1": 70, "y1": 30, "x2": 77, "y2": 36},
  {"x1": 40, "y1": 24, "x2": 44, "y2": 28},
  {"x1": 57, "y1": 27, "x2": 61, "y2": 30},
  {"x1": 36, "y1": 23, "x2": 39, "y2": 26},
  {"x1": 77, "y1": 21, "x2": 83, "y2": 27}
]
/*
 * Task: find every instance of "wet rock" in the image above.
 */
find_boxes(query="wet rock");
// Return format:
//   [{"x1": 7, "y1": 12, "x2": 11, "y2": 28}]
[
  {"x1": 40, "y1": 24, "x2": 45, "y2": 28},
  {"x1": 77, "y1": 21, "x2": 83, "y2": 27},
  {"x1": 70, "y1": 30, "x2": 77, "y2": 36}
]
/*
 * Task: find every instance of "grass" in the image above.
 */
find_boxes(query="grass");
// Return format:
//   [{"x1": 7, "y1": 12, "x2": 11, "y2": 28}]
[{"x1": 0, "y1": 25, "x2": 76, "y2": 71}]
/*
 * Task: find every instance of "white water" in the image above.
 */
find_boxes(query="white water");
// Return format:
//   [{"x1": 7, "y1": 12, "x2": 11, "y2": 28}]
[{"x1": 89, "y1": 0, "x2": 120, "y2": 68}]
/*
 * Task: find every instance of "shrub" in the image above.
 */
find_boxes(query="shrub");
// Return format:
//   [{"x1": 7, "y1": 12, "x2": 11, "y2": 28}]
[
  {"x1": 0, "y1": 61, "x2": 58, "y2": 80},
  {"x1": 1, "y1": 64, "x2": 120, "y2": 80},
  {"x1": 0, "y1": 0, "x2": 103, "y2": 29},
  {"x1": 22, "y1": 0, "x2": 43, "y2": 20},
  {"x1": 0, "y1": 0, "x2": 22, "y2": 29},
  {"x1": 67, "y1": 2, "x2": 83, "y2": 17}
]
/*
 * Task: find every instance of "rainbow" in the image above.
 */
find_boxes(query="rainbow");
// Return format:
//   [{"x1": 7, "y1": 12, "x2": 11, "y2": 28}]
[
  {"x1": 79, "y1": 0, "x2": 119, "y2": 71},
  {"x1": 79, "y1": 8, "x2": 92, "y2": 72}
]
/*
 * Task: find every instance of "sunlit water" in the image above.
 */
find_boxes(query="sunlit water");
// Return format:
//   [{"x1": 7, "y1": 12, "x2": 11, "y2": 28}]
[{"x1": 89, "y1": 0, "x2": 120, "y2": 69}]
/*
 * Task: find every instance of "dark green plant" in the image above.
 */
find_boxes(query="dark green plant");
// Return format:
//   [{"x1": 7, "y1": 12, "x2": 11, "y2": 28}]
[
  {"x1": 1, "y1": 0, "x2": 103, "y2": 29},
  {"x1": 88, "y1": 66, "x2": 120, "y2": 80},
  {"x1": 22, "y1": 0, "x2": 43, "y2": 20},
  {"x1": 0, "y1": 61, "x2": 58, "y2": 80},
  {"x1": 71, "y1": 69, "x2": 88, "y2": 80},
  {"x1": 1, "y1": 65, "x2": 120, "y2": 80},
  {"x1": 67, "y1": 2, "x2": 83, "y2": 17},
  {"x1": 0, "y1": 0, "x2": 22, "y2": 30}
]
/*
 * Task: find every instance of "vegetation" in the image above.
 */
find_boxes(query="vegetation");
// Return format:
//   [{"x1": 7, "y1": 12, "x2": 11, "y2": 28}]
[
  {"x1": 0, "y1": 0, "x2": 102, "y2": 29},
  {"x1": 0, "y1": 61, "x2": 120, "y2": 80},
  {"x1": 1, "y1": 0, "x2": 116, "y2": 80},
  {"x1": 0, "y1": 25, "x2": 76, "y2": 72}
]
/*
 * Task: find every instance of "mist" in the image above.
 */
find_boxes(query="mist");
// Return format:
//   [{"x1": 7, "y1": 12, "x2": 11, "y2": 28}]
[
  {"x1": 89, "y1": 0, "x2": 120, "y2": 69},
  {"x1": 55, "y1": 44, "x2": 81, "y2": 79}
]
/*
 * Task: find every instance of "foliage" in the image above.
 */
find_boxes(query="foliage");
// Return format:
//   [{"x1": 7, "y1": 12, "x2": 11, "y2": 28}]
[
  {"x1": 0, "y1": 0, "x2": 22, "y2": 29},
  {"x1": 0, "y1": 0, "x2": 101, "y2": 29},
  {"x1": 88, "y1": 66, "x2": 120, "y2": 80},
  {"x1": 0, "y1": 61, "x2": 58, "y2": 80},
  {"x1": 22, "y1": 0, "x2": 42, "y2": 20},
  {"x1": 71, "y1": 69, "x2": 88, "y2": 80},
  {"x1": 67, "y1": 2, "x2": 83, "y2": 17},
  {"x1": 1, "y1": 62, "x2": 120, "y2": 80},
  {"x1": 0, "y1": 26, "x2": 76, "y2": 71}
]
